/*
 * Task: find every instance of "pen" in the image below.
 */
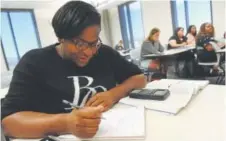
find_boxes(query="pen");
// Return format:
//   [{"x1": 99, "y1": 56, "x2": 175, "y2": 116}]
[
  {"x1": 62, "y1": 100, "x2": 82, "y2": 109},
  {"x1": 62, "y1": 100, "x2": 106, "y2": 119}
]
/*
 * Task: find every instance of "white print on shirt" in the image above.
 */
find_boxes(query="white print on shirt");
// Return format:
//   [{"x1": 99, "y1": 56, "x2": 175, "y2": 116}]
[{"x1": 68, "y1": 76, "x2": 107, "y2": 107}]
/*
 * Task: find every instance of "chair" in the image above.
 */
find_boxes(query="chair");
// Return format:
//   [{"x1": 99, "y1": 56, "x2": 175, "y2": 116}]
[
  {"x1": 195, "y1": 46, "x2": 224, "y2": 84},
  {"x1": 129, "y1": 48, "x2": 164, "y2": 81},
  {"x1": 129, "y1": 48, "x2": 151, "y2": 80}
]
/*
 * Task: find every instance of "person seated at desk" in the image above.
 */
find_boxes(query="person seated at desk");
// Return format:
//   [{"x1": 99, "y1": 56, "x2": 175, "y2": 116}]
[
  {"x1": 196, "y1": 22, "x2": 223, "y2": 75},
  {"x1": 1, "y1": 1, "x2": 146, "y2": 139},
  {"x1": 141, "y1": 28, "x2": 166, "y2": 79},
  {"x1": 168, "y1": 27, "x2": 189, "y2": 49},
  {"x1": 198, "y1": 23, "x2": 225, "y2": 51},
  {"x1": 168, "y1": 27, "x2": 194, "y2": 78},
  {"x1": 186, "y1": 25, "x2": 197, "y2": 46},
  {"x1": 141, "y1": 28, "x2": 164, "y2": 56},
  {"x1": 115, "y1": 40, "x2": 124, "y2": 51}
]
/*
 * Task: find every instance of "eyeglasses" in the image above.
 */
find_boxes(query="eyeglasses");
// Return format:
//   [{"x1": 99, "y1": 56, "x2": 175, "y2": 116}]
[{"x1": 70, "y1": 37, "x2": 102, "y2": 52}]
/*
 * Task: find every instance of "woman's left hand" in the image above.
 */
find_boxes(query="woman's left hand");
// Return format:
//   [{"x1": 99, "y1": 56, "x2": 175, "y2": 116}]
[{"x1": 85, "y1": 91, "x2": 118, "y2": 111}]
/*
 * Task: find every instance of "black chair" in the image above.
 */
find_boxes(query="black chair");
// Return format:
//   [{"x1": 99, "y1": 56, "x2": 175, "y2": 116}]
[{"x1": 194, "y1": 46, "x2": 224, "y2": 84}]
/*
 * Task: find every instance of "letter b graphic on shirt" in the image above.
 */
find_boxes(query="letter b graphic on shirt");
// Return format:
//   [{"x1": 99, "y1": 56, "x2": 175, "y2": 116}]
[{"x1": 68, "y1": 76, "x2": 107, "y2": 107}]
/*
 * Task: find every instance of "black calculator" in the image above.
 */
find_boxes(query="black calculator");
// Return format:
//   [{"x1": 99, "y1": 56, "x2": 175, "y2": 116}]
[{"x1": 129, "y1": 89, "x2": 170, "y2": 101}]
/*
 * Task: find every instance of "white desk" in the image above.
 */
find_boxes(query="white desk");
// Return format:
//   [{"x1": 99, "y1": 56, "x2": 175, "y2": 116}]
[
  {"x1": 216, "y1": 48, "x2": 226, "y2": 53},
  {"x1": 118, "y1": 50, "x2": 131, "y2": 57},
  {"x1": 143, "y1": 46, "x2": 195, "y2": 59},
  {"x1": 5, "y1": 84, "x2": 226, "y2": 141}
]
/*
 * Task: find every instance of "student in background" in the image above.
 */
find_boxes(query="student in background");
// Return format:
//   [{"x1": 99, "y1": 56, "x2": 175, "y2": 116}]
[
  {"x1": 141, "y1": 28, "x2": 164, "y2": 56},
  {"x1": 115, "y1": 40, "x2": 124, "y2": 51},
  {"x1": 141, "y1": 28, "x2": 166, "y2": 78},
  {"x1": 196, "y1": 22, "x2": 221, "y2": 74},
  {"x1": 186, "y1": 25, "x2": 197, "y2": 46},
  {"x1": 168, "y1": 27, "x2": 189, "y2": 49},
  {"x1": 168, "y1": 27, "x2": 194, "y2": 78},
  {"x1": 196, "y1": 23, "x2": 218, "y2": 62}
]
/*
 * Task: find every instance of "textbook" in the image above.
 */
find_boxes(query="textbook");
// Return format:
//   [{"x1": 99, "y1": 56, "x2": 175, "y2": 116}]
[{"x1": 120, "y1": 79, "x2": 209, "y2": 115}]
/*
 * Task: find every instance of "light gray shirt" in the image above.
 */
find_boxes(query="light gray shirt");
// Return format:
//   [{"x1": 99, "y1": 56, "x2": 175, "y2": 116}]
[{"x1": 141, "y1": 41, "x2": 165, "y2": 58}]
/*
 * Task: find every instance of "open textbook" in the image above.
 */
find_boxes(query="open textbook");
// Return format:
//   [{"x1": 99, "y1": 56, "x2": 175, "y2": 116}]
[
  {"x1": 120, "y1": 79, "x2": 209, "y2": 115},
  {"x1": 58, "y1": 106, "x2": 145, "y2": 140}
]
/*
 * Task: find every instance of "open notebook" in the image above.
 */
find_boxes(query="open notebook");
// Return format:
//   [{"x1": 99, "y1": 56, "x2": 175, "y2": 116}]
[
  {"x1": 120, "y1": 79, "x2": 209, "y2": 115},
  {"x1": 58, "y1": 106, "x2": 145, "y2": 140}
]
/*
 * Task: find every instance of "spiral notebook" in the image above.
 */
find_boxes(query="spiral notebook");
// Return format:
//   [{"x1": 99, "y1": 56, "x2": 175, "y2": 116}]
[{"x1": 58, "y1": 106, "x2": 145, "y2": 140}]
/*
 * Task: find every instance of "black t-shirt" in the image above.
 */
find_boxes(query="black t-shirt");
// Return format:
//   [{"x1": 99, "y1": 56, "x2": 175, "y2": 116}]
[
  {"x1": 1, "y1": 43, "x2": 142, "y2": 120},
  {"x1": 168, "y1": 35, "x2": 187, "y2": 49}
]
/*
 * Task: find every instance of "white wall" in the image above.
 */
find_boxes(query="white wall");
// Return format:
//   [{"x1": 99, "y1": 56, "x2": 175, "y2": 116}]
[
  {"x1": 34, "y1": 8, "x2": 58, "y2": 47},
  {"x1": 99, "y1": 10, "x2": 113, "y2": 46},
  {"x1": 141, "y1": 0, "x2": 172, "y2": 44},
  {"x1": 108, "y1": 7, "x2": 122, "y2": 47},
  {"x1": 212, "y1": 0, "x2": 225, "y2": 38}
]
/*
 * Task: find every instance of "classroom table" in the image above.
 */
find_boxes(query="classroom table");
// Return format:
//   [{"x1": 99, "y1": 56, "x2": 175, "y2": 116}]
[
  {"x1": 216, "y1": 48, "x2": 226, "y2": 53},
  {"x1": 3, "y1": 83, "x2": 225, "y2": 141},
  {"x1": 143, "y1": 46, "x2": 195, "y2": 59}
]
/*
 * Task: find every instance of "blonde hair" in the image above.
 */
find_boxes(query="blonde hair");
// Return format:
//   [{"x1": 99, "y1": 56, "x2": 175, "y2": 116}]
[{"x1": 147, "y1": 28, "x2": 160, "y2": 41}]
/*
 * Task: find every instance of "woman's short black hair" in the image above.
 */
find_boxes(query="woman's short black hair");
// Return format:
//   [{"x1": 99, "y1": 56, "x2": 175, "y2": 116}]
[{"x1": 52, "y1": 1, "x2": 101, "y2": 39}]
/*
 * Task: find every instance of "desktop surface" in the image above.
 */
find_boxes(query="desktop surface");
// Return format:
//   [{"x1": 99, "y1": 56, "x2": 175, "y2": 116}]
[{"x1": 6, "y1": 84, "x2": 226, "y2": 141}]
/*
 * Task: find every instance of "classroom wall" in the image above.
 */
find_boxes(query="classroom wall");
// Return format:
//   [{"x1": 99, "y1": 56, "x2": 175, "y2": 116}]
[
  {"x1": 212, "y1": 0, "x2": 225, "y2": 38},
  {"x1": 99, "y1": 10, "x2": 113, "y2": 46},
  {"x1": 34, "y1": 8, "x2": 58, "y2": 47},
  {"x1": 141, "y1": 0, "x2": 173, "y2": 44},
  {"x1": 108, "y1": 7, "x2": 122, "y2": 47}
]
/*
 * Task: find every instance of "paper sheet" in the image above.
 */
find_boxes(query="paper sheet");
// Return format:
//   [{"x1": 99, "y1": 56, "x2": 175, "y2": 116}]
[{"x1": 59, "y1": 106, "x2": 145, "y2": 140}]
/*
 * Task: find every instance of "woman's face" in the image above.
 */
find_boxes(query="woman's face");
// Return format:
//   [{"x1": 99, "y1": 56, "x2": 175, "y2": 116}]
[
  {"x1": 152, "y1": 32, "x2": 160, "y2": 41},
  {"x1": 177, "y1": 28, "x2": 184, "y2": 37},
  {"x1": 205, "y1": 23, "x2": 213, "y2": 34},
  {"x1": 191, "y1": 26, "x2": 196, "y2": 34},
  {"x1": 62, "y1": 25, "x2": 101, "y2": 67}
]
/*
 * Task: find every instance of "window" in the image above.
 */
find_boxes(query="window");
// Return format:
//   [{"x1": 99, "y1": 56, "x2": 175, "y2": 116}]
[
  {"x1": 118, "y1": 1, "x2": 144, "y2": 49},
  {"x1": 175, "y1": 0, "x2": 187, "y2": 31},
  {"x1": 1, "y1": 10, "x2": 41, "y2": 70},
  {"x1": 187, "y1": 1, "x2": 212, "y2": 29},
  {"x1": 171, "y1": 0, "x2": 212, "y2": 32}
]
